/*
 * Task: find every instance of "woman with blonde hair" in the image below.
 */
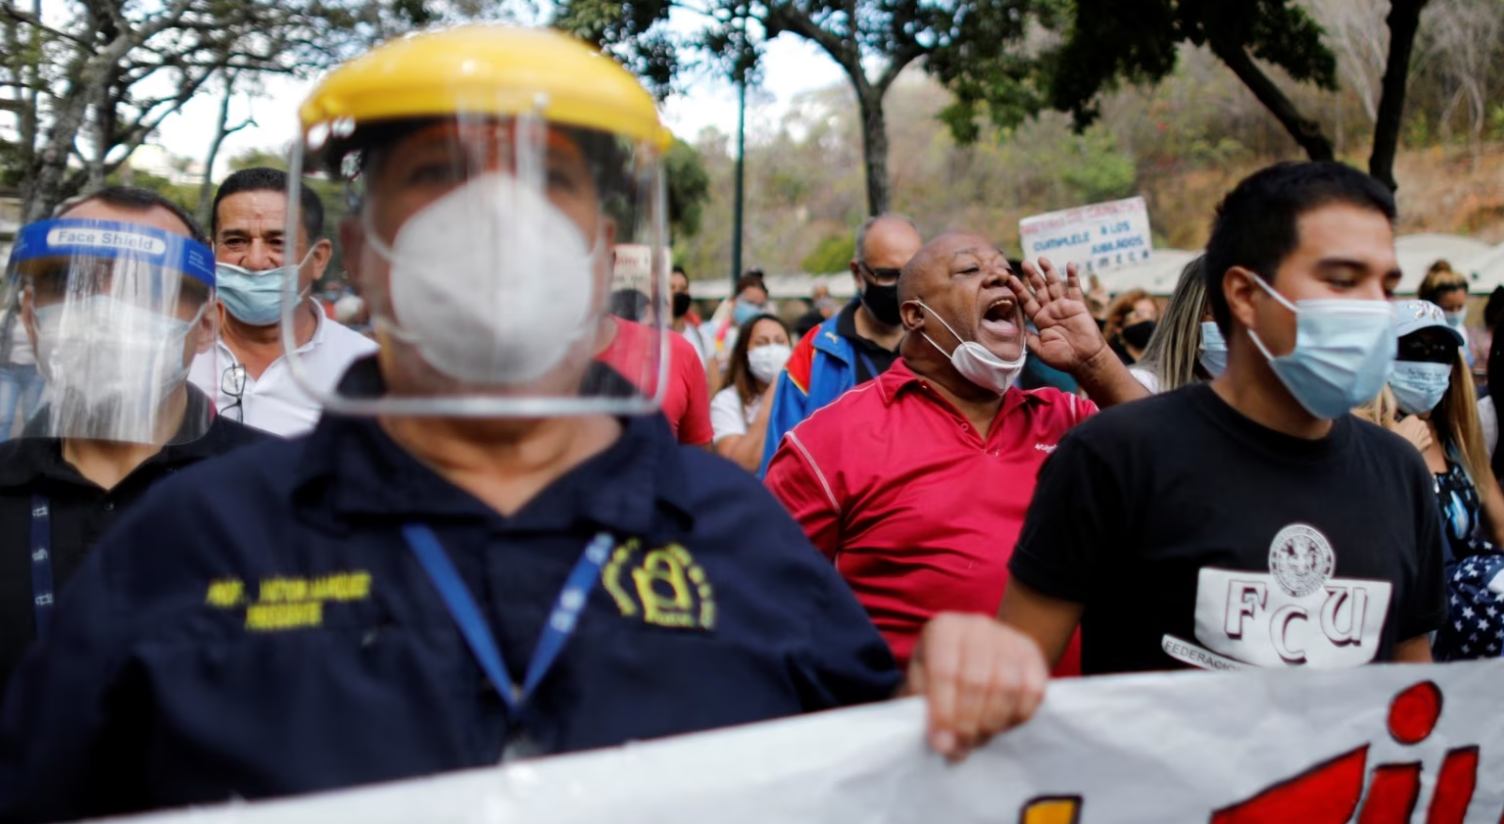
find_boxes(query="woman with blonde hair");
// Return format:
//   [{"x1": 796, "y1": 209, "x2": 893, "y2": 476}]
[
  {"x1": 1128, "y1": 257, "x2": 1225, "y2": 394},
  {"x1": 1384, "y1": 300, "x2": 1504, "y2": 660}
]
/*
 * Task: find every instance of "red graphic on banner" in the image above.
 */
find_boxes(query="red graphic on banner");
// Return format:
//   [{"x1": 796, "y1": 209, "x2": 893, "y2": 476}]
[{"x1": 1208, "y1": 682, "x2": 1480, "y2": 824}]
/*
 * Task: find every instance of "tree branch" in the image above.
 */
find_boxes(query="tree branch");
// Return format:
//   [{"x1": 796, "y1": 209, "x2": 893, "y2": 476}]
[
  {"x1": 0, "y1": 2, "x2": 91, "y2": 46},
  {"x1": 1208, "y1": 35, "x2": 1334, "y2": 162}
]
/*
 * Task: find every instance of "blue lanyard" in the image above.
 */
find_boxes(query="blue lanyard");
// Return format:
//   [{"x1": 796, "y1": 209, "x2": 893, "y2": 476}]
[
  {"x1": 855, "y1": 349, "x2": 879, "y2": 383},
  {"x1": 401, "y1": 525, "x2": 613, "y2": 713},
  {"x1": 29, "y1": 494, "x2": 55, "y2": 637}
]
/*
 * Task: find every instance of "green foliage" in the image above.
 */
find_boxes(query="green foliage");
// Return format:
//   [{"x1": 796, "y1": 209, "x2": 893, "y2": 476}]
[
  {"x1": 1048, "y1": 0, "x2": 1338, "y2": 131},
  {"x1": 801, "y1": 233, "x2": 855, "y2": 275},
  {"x1": 1054, "y1": 132, "x2": 1137, "y2": 202},
  {"x1": 664, "y1": 138, "x2": 710, "y2": 240}
]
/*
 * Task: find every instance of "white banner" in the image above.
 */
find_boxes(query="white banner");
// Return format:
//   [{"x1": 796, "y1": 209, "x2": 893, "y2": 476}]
[
  {"x1": 1019, "y1": 196, "x2": 1154, "y2": 276},
  {"x1": 102, "y1": 660, "x2": 1504, "y2": 824}
]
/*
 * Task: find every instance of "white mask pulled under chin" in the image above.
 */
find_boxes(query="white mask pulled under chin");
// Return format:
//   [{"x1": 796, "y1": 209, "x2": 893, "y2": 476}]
[
  {"x1": 364, "y1": 171, "x2": 601, "y2": 386},
  {"x1": 914, "y1": 300, "x2": 1026, "y2": 395}
]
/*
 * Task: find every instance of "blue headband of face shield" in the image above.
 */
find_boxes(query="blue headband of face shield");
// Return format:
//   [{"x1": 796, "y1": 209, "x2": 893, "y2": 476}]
[{"x1": 12, "y1": 219, "x2": 216, "y2": 288}]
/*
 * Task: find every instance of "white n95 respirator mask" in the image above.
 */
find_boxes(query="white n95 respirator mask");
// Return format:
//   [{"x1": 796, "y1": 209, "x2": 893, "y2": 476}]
[{"x1": 364, "y1": 172, "x2": 600, "y2": 386}]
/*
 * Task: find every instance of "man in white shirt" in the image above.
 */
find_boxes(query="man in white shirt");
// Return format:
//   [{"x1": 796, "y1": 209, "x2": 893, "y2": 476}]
[{"x1": 189, "y1": 167, "x2": 376, "y2": 436}]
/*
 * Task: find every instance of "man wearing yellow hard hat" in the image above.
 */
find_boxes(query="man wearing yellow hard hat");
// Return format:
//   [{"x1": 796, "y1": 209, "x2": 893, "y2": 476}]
[{"x1": 0, "y1": 27, "x2": 1048, "y2": 819}]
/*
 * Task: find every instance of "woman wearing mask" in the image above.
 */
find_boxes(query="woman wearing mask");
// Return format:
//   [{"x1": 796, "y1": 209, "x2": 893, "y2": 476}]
[
  {"x1": 711, "y1": 313, "x2": 791, "y2": 471},
  {"x1": 1418, "y1": 260, "x2": 1472, "y2": 367},
  {"x1": 1383, "y1": 300, "x2": 1504, "y2": 660},
  {"x1": 1103, "y1": 288, "x2": 1157, "y2": 365},
  {"x1": 1127, "y1": 257, "x2": 1225, "y2": 394}
]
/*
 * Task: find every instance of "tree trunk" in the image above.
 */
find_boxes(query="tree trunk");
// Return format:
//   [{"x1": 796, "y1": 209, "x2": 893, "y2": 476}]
[
  {"x1": 855, "y1": 86, "x2": 890, "y2": 216},
  {"x1": 1209, "y1": 36, "x2": 1335, "y2": 162},
  {"x1": 1369, "y1": 0, "x2": 1429, "y2": 192}
]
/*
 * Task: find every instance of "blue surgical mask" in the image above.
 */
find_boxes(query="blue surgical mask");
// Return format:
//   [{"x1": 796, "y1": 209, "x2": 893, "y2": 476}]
[
  {"x1": 1246, "y1": 275, "x2": 1396, "y2": 420},
  {"x1": 215, "y1": 262, "x2": 303, "y2": 327},
  {"x1": 1199, "y1": 321, "x2": 1228, "y2": 377},
  {"x1": 1444, "y1": 308, "x2": 1467, "y2": 329},
  {"x1": 1389, "y1": 360, "x2": 1452, "y2": 416},
  {"x1": 733, "y1": 300, "x2": 764, "y2": 326}
]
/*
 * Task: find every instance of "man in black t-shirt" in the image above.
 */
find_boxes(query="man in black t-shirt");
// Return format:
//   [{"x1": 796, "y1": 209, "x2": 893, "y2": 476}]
[{"x1": 1000, "y1": 162, "x2": 1447, "y2": 675}]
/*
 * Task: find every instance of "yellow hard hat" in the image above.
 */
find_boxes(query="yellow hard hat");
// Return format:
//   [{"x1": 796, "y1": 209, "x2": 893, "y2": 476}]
[{"x1": 299, "y1": 25, "x2": 670, "y2": 150}]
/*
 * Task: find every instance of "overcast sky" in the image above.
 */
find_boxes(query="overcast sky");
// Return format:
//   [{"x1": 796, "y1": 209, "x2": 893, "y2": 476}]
[{"x1": 149, "y1": 29, "x2": 847, "y2": 181}]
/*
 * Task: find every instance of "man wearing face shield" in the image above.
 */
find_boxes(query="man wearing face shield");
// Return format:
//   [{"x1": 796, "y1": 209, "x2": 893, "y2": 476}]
[
  {"x1": 0, "y1": 28, "x2": 1051, "y2": 821},
  {"x1": 759, "y1": 214, "x2": 922, "y2": 476},
  {"x1": 764, "y1": 233, "x2": 1149, "y2": 674},
  {"x1": 0, "y1": 186, "x2": 268, "y2": 688},
  {"x1": 188, "y1": 167, "x2": 377, "y2": 436}
]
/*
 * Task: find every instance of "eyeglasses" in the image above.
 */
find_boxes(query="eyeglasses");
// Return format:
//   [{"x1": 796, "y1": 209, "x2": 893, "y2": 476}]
[
  {"x1": 220, "y1": 364, "x2": 247, "y2": 423},
  {"x1": 1397, "y1": 336, "x2": 1457, "y2": 365},
  {"x1": 859, "y1": 260, "x2": 902, "y2": 285}
]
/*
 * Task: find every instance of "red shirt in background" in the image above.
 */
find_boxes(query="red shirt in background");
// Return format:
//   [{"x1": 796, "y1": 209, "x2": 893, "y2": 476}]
[
  {"x1": 764, "y1": 358, "x2": 1093, "y2": 674},
  {"x1": 597, "y1": 317, "x2": 714, "y2": 446}
]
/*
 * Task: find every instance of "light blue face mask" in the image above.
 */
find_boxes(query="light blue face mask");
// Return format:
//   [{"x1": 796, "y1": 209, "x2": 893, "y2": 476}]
[
  {"x1": 1246, "y1": 275, "x2": 1396, "y2": 420},
  {"x1": 215, "y1": 261, "x2": 305, "y2": 327},
  {"x1": 1389, "y1": 359, "x2": 1452, "y2": 416},
  {"x1": 1198, "y1": 320, "x2": 1228, "y2": 377},
  {"x1": 733, "y1": 300, "x2": 765, "y2": 326}
]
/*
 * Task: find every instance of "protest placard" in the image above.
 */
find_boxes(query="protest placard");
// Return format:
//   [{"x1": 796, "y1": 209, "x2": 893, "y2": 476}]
[
  {"x1": 1019, "y1": 196, "x2": 1153, "y2": 276},
  {"x1": 611, "y1": 244, "x2": 668, "y2": 295},
  {"x1": 106, "y1": 659, "x2": 1504, "y2": 824}
]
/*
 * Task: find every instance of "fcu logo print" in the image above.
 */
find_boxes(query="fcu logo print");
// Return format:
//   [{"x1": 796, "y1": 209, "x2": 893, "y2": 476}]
[{"x1": 1172, "y1": 523, "x2": 1391, "y2": 670}]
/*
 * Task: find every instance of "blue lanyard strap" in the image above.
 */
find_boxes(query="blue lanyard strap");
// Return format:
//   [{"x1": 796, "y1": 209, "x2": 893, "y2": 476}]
[
  {"x1": 29, "y1": 494, "x2": 54, "y2": 637},
  {"x1": 401, "y1": 525, "x2": 613, "y2": 713}
]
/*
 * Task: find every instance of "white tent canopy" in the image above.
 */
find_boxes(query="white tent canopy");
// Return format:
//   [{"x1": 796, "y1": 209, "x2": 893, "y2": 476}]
[{"x1": 1394, "y1": 233, "x2": 1495, "y2": 294}]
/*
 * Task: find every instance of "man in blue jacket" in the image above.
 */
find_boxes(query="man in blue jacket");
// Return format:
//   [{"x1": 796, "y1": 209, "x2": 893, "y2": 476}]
[{"x1": 761, "y1": 214, "x2": 921, "y2": 475}]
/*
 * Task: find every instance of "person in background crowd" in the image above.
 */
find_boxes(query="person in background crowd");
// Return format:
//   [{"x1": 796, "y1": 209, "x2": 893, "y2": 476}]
[
  {"x1": 1085, "y1": 273, "x2": 1111, "y2": 330},
  {"x1": 672, "y1": 265, "x2": 702, "y2": 326},
  {"x1": 1128, "y1": 257, "x2": 1222, "y2": 394},
  {"x1": 1383, "y1": 300, "x2": 1504, "y2": 554},
  {"x1": 711, "y1": 313, "x2": 791, "y2": 471},
  {"x1": 669, "y1": 265, "x2": 712, "y2": 368},
  {"x1": 595, "y1": 308, "x2": 715, "y2": 447},
  {"x1": 1483, "y1": 286, "x2": 1504, "y2": 477},
  {"x1": 1000, "y1": 161, "x2": 1446, "y2": 675},
  {"x1": 0, "y1": 187, "x2": 268, "y2": 689},
  {"x1": 333, "y1": 285, "x2": 369, "y2": 332},
  {"x1": 1103, "y1": 288, "x2": 1157, "y2": 365},
  {"x1": 1418, "y1": 259, "x2": 1473, "y2": 367},
  {"x1": 1377, "y1": 301, "x2": 1504, "y2": 661},
  {"x1": 766, "y1": 234, "x2": 1149, "y2": 673},
  {"x1": 0, "y1": 292, "x2": 43, "y2": 441},
  {"x1": 793, "y1": 284, "x2": 838, "y2": 339},
  {"x1": 761, "y1": 215, "x2": 923, "y2": 475},
  {"x1": 188, "y1": 167, "x2": 378, "y2": 437},
  {"x1": 0, "y1": 29, "x2": 1047, "y2": 822}
]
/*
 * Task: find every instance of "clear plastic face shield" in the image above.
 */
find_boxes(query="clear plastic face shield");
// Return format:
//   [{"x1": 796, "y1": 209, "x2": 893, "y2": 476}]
[
  {"x1": 2, "y1": 218, "x2": 218, "y2": 444},
  {"x1": 286, "y1": 105, "x2": 669, "y2": 417}
]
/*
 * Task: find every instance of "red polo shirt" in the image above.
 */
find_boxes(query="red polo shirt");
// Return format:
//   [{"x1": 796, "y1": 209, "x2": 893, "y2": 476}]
[
  {"x1": 597, "y1": 317, "x2": 713, "y2": 446},
  {"x1": 764, "y1": 358, "x2": 1092, "y2": 672}
]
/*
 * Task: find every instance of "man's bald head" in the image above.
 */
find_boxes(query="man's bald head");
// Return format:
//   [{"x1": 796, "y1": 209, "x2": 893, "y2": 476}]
[
  {"x1": 898, "y1": 232, "x2": 998, "y2": 306},
  {"x1": 855, "y1": 215, "x2": 921, "y2": 265}
]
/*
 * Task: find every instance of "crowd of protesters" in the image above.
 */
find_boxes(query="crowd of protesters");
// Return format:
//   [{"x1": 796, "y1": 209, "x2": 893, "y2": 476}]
[{"x1": 0, "y1": 20, "x2": 1497, "y2": 824}]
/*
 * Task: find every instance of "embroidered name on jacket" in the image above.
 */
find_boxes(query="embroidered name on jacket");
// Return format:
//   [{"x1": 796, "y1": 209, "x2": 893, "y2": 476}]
[
  {"x1": 205, "y1": 572, "x2": 373, "y2": 631},
  {"x1": 603, "y1": 539, "x2": 716, "y2": 630},
  {"x1": 1187, "y1": 524, "x2": 1391, "y2": 668}
]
